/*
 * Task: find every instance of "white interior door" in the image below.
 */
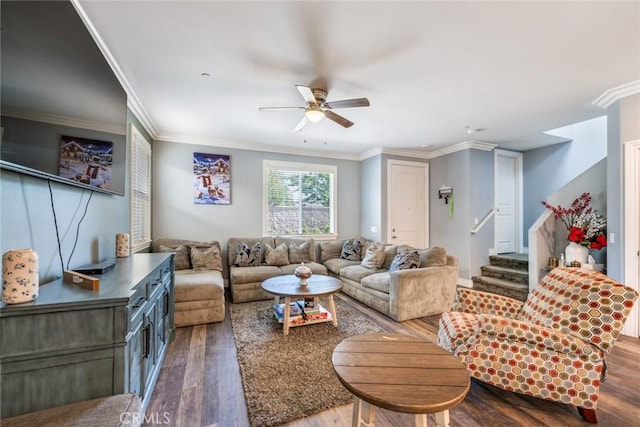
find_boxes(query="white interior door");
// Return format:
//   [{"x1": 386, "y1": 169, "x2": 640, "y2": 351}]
[
  {"x1": 387, "y1": 160, "x2": 428, "y2": 248},
  {"x1": 494, "y1": 150, "x2": 522, "y2": 254},
  {"x1": 623, "y1": 140, "x2": 639, "y2": 337}
]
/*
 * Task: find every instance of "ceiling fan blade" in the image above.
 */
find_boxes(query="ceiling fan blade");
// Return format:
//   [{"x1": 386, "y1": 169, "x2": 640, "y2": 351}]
[
  {"x1": 259, "y1": 106, "x2": 305, "y2": 111},
  {"x1": 292, "y1": 115, "x2": 309, "y2": 132},
  {"x1": 295, "y1": 85, "x2": 317, "y2": 104},
  {"x1": 324, "y1": 98, "x2": 370, "y2": 109},
  {"x1": 325, "y1": 110, "x2": 354, "y2": 128}
]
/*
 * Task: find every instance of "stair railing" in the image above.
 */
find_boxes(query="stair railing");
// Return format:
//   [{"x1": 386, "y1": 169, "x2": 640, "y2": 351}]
[
  {"x1": 527, "y1": 209, "x2": 555, "y2": 292},
  {"x1": 470, "y1": 208, "x2": 496, "y2": 234}
]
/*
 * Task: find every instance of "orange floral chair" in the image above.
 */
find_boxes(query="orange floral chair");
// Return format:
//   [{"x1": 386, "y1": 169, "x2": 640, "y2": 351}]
[{"x1": 438, "y1": 267, "x2": 638, "y2": 423}]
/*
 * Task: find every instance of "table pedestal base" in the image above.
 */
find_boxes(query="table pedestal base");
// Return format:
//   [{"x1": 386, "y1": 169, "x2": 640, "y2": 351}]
[{"x1": 352, "y1": 397, "x2": 451, "y2": 427}]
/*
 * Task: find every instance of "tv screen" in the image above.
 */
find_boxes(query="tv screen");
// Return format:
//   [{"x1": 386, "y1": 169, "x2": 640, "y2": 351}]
[{"x1": 0, "y1": 1, "x2": 127, "y2": 196}]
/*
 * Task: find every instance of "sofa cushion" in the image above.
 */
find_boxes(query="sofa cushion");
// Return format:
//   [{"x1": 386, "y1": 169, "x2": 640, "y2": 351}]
[
  {"x1": 230, "y1": 265, "x2": 283, "y2": 284},
  {"x1": 341, "y1": 238, "x2": 364, "y2": 261},
  {"x1": 324, "y1": 258, "x2": 359, "y2": 275},
  {"x1": 361, "y1": 243, "x2": 386, "y2": 269},
  {"x1": 158, "y1": 244, "x2": 191, "y2": 270},
  {"x1": 382, "y1": 245, "x2": 399, "y2": 269},
  {"x1": 389, "y1": 250, "x2": 420, "y2": 272},
  {"x1": 320, "y1": 239, "x2": 346, "y2": 262},
  {"x1": 340, "y1": 265, "x2": 381, "y2": 283},
  {"x1": 190, "y1": 245, "x2": 223, "y2": 271},
  {"x1": 265, "y1": 242, "x2": 289, "y2": 266},
  {"x1": 287, "y1": 241, "x2": 312, "y2": 263},
  {"x1": 419, "y1": 246, "x2": 447, "y2": 267},
  {"x1": 174, "y1": 269, "x2": 224, "y2": 302},
  {"x1": 279, "y1": 262, "x2": 328, "y2": 276},
  {"x1": 361, "y1": 272, "x2": 391, "y2": 294}
]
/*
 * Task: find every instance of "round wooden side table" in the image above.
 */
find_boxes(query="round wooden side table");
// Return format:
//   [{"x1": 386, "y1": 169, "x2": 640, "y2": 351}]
[{"x1": 332, "y1": 332, "x2": 470, "y2": 427}]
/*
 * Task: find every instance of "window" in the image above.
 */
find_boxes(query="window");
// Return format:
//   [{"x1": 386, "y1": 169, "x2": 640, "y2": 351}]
[
  {"x1": 130, "y1": 124, "x2": 152, "y2": 252},
  {"x1": 264, "y1": 160, "x2": 337, "y2": 238}
]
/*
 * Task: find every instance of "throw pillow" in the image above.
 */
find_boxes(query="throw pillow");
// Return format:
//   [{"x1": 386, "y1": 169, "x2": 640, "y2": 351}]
[
  {"x1": 389, "y1": 250, "x2": 420, "y2": 273},
  {"x1": 190, "y1": 245, "x2": 223, "y2": 271},
  {"x1": 360, "y1": 243, "x2": 386, "y2": 269},
  {"x1": 158, "y1": 244, "x2": 190, "y2": 270},
  {"x1": 340, "y1": 238, "x2": 363, "y2": 261},
  {"x1": 234, "y1": 242, "x2": 250, "y2": 267},
  {"x1": 247, "y1": 242, "x2": 262, "y2": 266},
  {"x1": 288, "y1": 241, "x2": 311, "y2": 264},
  {"x1": 265, "y1": 243, "x2": 290, "y2": 266},
  {"x1": 234, "y1": 242, "x2": 262, "y2": 267},
  {"x1": 419, "y1": 246, "x2": 447, "y2": 267}
]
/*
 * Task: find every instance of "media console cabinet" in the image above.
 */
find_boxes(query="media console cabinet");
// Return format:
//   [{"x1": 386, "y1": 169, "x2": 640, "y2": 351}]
[{"x1": 0, "y1": 253, "x2": 175, "y2": 418}]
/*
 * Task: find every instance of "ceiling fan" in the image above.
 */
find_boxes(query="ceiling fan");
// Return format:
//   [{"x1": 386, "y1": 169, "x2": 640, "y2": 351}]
[{"x1": 259, "y1": 85, "x2": 370, "y2": 132}]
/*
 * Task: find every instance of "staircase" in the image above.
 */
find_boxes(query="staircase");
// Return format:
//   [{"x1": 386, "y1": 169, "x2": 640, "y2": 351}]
[{"x1": 471, "y1": 253, "x2": 529, "y2": 301}]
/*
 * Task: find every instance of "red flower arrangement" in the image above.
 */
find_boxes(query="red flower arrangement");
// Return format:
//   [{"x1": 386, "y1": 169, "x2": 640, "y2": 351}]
[{"x1": 541, "y1": 192, "x2": 607, "y2": 250}]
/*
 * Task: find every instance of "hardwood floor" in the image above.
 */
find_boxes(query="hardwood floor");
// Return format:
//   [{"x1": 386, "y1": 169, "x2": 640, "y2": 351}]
[{"x1": 145, "y1": 291, "x2": 640, "y2": 426}]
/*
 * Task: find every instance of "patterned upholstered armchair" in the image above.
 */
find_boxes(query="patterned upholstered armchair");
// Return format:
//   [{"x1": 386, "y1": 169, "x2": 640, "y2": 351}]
[{"x1": 438, "y1": 267, "x2": 638, "y2": 423}]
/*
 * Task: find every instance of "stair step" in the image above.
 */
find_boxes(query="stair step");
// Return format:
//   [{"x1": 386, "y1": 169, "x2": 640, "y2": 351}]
[
  {"x1": 489, "y1": 253, "x2": 528, "y2": 271},
  {"x1": 480, "y1": 265, "x2": 529, "y2": 285},
  {"x1": 471, "y1": 275, "x2": 529, "y2": 301}
]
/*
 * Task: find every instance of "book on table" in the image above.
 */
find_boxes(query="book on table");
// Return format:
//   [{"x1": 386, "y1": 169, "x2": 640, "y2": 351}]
[{"x1": 273, "y1": 300, "x2": 329, "y2": 324}]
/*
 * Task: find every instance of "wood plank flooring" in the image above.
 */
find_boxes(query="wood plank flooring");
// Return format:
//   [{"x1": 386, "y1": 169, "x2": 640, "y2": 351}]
[{"x1": 145, "y1": 291, "x2": 640, "y2": 427}]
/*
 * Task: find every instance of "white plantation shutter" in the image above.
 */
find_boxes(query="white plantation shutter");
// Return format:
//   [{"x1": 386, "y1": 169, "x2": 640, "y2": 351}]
[
  {"x1": 130, "y1": 124, "x2": 151, "y2": 252},
  {"x1": 263, "y1": 160, "x2": 337, "y2": 238}
]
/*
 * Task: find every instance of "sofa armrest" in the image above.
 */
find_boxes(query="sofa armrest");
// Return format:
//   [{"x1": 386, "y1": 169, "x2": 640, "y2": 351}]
[
  {"x1": 452, "y1": 287, "x2": 523, "y2": 318},
  {"x1": 388, "y1": 266, "x2": 458, "y2": 321}
]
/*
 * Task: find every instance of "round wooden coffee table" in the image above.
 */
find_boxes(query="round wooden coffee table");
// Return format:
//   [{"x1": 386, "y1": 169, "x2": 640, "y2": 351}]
[
  {"x1": 332, "y1": 332, "x2": 470, "y2": 427},
  {"x1": 261, "y1": 275, "x2": 343, "y2": 335}
]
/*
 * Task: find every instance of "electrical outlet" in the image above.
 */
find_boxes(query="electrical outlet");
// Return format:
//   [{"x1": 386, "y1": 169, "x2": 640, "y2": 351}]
[
  {"x1": 610, "y1": 232, "x2": 615, "y2": 244},
  {"x1": 371, "y1": 226, "x2": 378, "y2": 233},
  {"x1": 474, "y1": 218, "x2": 479, "y2": 225}
]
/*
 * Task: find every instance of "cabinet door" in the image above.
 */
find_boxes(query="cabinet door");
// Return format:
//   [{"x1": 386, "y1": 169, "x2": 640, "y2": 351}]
[
  {"x1": 142, "y1": 302, "x2": 157, "y2": 396},
  {"x1": 127, "y1": 316, "x2": 144, "y2": 397}
]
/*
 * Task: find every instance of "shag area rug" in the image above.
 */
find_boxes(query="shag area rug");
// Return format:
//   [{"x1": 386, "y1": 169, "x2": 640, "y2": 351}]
[{"x1": 229, "y1": 297, "x2": 383, "y2": 427}]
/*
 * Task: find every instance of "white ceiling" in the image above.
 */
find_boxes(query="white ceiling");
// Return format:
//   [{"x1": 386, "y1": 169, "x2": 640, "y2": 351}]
[{"x1": 77, "y1": 1, "x2": 640, "y2": 157}]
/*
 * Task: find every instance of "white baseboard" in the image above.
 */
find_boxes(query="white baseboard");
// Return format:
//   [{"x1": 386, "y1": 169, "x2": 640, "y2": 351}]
[{"x1": 457, "y1": 278, "x2": 473, "y2": 288}]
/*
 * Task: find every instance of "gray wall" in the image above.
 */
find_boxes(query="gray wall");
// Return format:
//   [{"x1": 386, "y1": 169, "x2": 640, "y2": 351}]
[
  {"x1": 523, "y1": 117, "x2": 607, "y2": 246},
  {"x1": 151, "y1": 140, "x2": 361, "y2": 254},
  {"x1": 0, "y1": 109, "x2": 146, "y2": 284},
  {"x1": 360, "y1": 155, "x2": 382, "y2": 241},
  {"x1": 607, "y1": 93, "x2": 640, "y2": 281}
]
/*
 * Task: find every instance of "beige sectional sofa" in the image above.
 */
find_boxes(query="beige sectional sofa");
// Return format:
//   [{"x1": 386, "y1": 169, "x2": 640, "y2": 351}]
[
  {"x1": 227, "y1": 236, "x2": 328, "y2": 302},
  {"x1": 319, "y1": 237, "x2": 459, "y2": 321},
  {"x1": 153, "y1": 238, "x2": 225, "y2": 326}
]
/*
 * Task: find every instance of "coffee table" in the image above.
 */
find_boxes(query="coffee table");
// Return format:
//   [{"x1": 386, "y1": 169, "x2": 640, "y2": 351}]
[
  {"x1": 332, "y1": 332, "x2": 470, "y2": 427},
  {"x1": 261, "y1": 275, "x2": 343, "y2": 335}
]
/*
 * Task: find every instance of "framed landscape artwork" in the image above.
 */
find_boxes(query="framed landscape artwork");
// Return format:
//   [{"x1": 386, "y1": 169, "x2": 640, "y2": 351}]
[
  {"x1": 193, "y1": 152, "x2": 230, "y2": 205},
  {"x1": 58, "y1": 135, "x2": 113, "y2": 190}
]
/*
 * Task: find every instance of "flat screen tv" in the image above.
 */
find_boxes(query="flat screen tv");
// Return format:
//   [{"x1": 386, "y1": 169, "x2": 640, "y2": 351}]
[{"x1": 0, "y1": 1, "x2": 127, "y2": 196}]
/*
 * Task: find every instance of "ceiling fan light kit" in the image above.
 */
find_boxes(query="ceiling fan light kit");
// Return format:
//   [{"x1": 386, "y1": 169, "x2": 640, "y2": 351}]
[
  {"x1": 259, "y1": 84, "x2": 370, "y2": 132},
  {"x1": 305, "y1": 105, "x2": 325, "y2": 122}
]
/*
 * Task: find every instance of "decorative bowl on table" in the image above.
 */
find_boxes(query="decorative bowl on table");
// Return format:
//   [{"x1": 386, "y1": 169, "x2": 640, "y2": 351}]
[{"x1": 294, "y1": 262, "x2": 312, "y2": 286}]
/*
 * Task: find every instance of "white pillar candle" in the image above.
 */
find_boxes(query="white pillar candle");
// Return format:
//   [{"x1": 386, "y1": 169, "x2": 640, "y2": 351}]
[
  {"x1": 2, "y1": 248, "x2": 39, "y2": 304},
  {"x1": 116, "y1": 233, "x2": 130, "y2": 258}
]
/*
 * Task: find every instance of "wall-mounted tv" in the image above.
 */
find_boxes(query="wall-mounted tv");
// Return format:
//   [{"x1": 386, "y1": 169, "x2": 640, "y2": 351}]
[{"x1": 0, "y1": 1, "x2": 127, "y2": 196}]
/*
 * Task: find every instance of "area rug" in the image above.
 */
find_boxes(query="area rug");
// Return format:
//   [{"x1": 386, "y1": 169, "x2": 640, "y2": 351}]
[{"x1": 229, "y1": 297, "x2": 383, "y2": 427}]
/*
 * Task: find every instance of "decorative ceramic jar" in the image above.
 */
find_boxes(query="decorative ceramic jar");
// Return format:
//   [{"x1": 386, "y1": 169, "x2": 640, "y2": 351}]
[
  {"x1": 294, "y1": 262, "x2": 312, "y2": 286},
  {"x1": 565, "y1": 241, "x2": 589, "y2": 265},
  {"x1": 116, "y1": 233, "x2": 130, "y2": 258},
  {"x1": 2, "y1": 248, "x2": 39, "y2": 304}
]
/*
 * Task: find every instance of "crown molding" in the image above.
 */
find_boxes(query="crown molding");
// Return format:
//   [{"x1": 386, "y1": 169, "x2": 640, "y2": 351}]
[
  {"x1": 592, "y1": 80, "x2": 640, "y2": 109},
  {"x1": 71, "y1": 0, "x2": 158, "y2": 138},
  {"x1": 425, "y1": 140, "x2": 497, "y2": 158},
  {"x1": 1, "y1": 108, "x2": 125, "y2": 135},
  {"x1": 154, "y1": 132, "x2": 362, "y2": 161}
]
